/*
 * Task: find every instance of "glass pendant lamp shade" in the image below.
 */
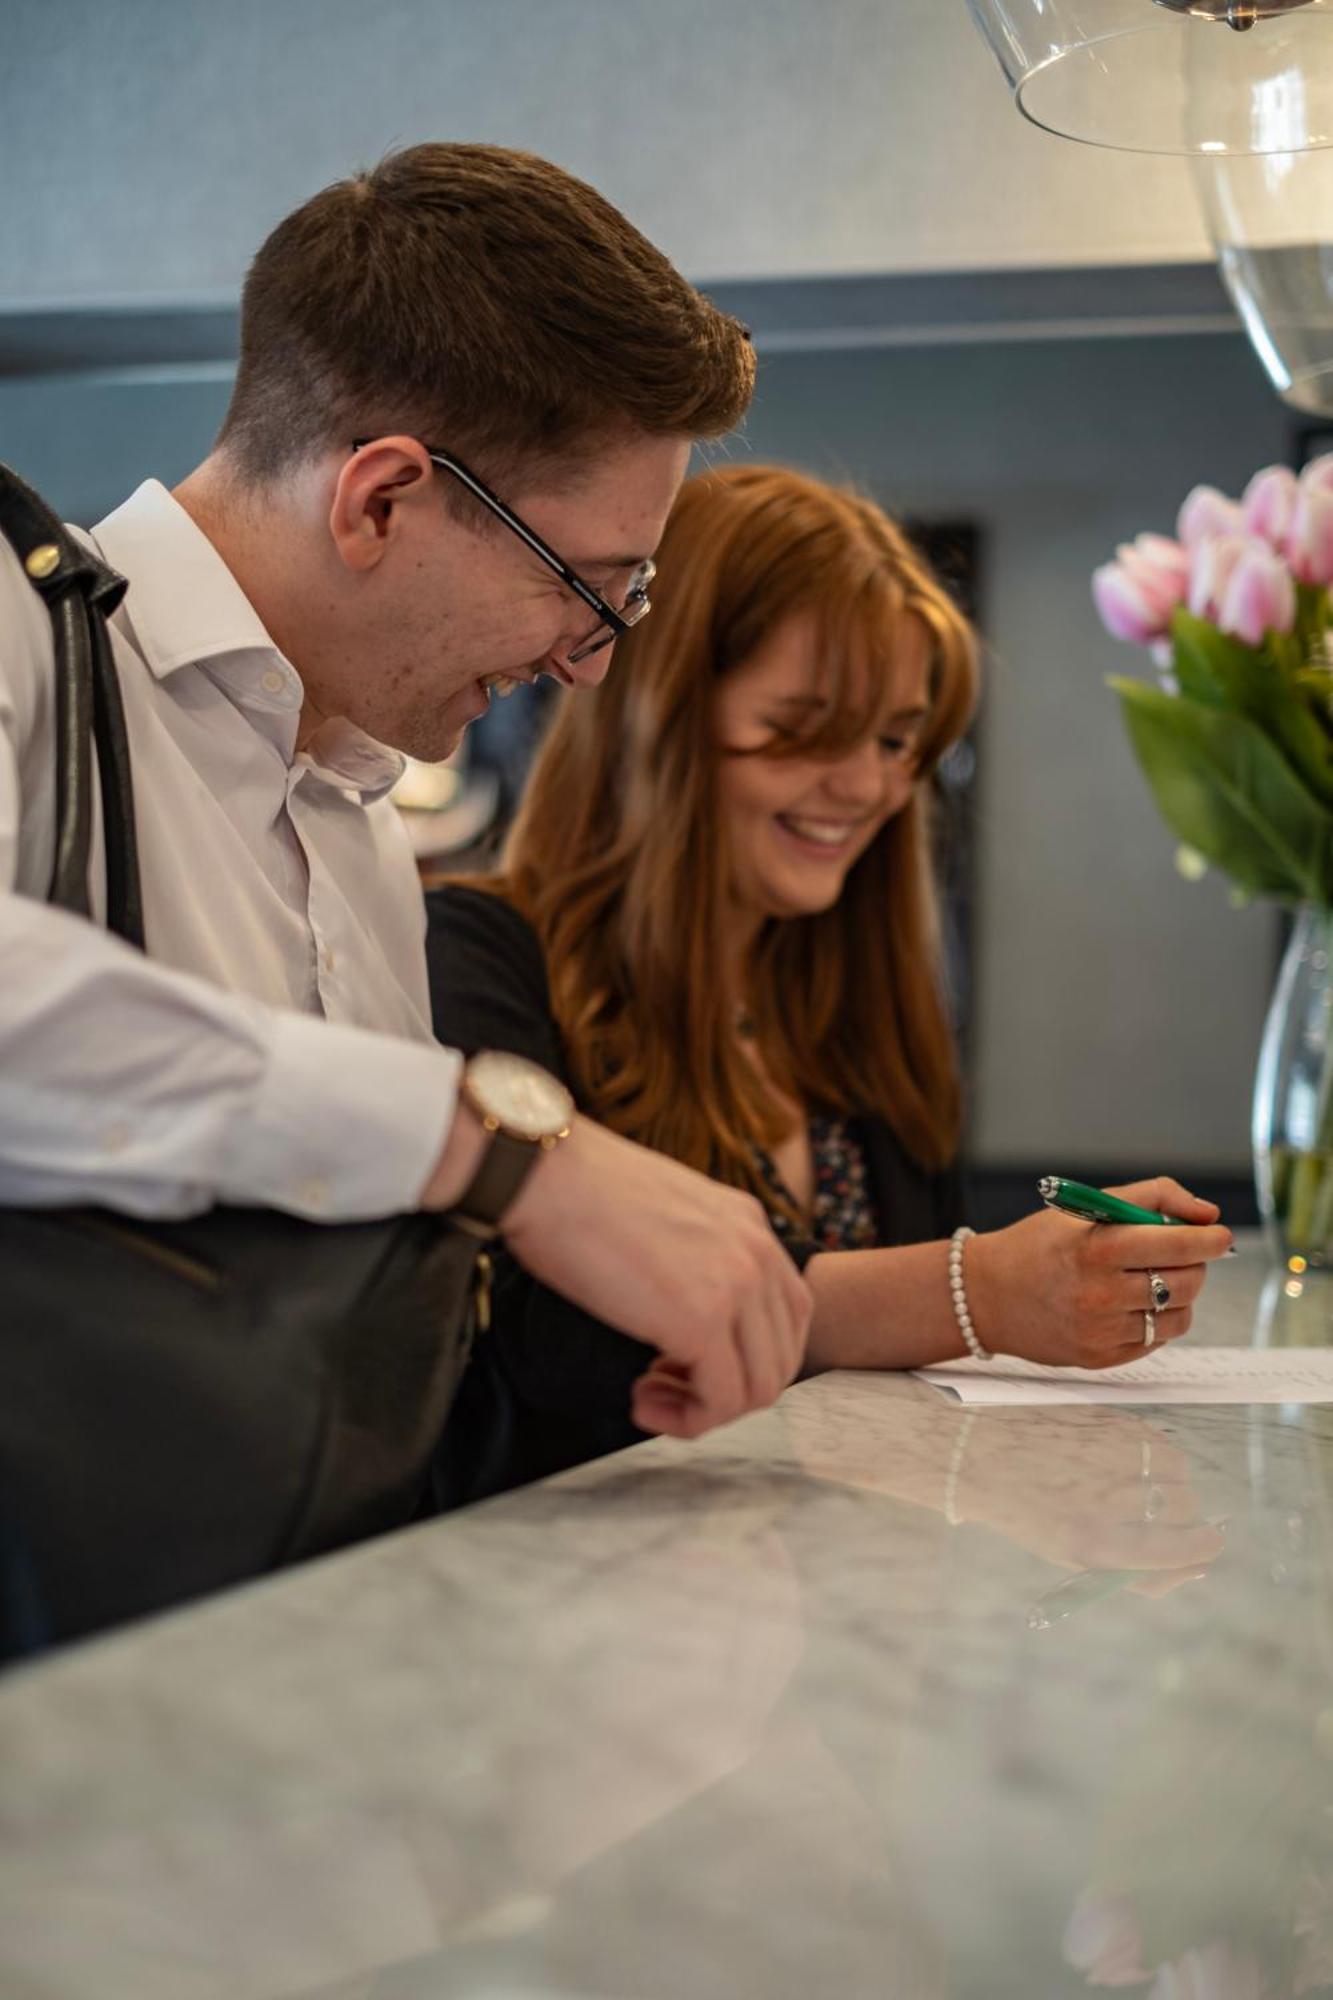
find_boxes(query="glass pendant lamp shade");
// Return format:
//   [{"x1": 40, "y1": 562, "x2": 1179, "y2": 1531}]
[
  {"x1": 967, "y1": 0, "x2": 1333, "y2": 155},
  {"x1": 1194, "y1": 145, "x2": 1333, "y2": 410}
]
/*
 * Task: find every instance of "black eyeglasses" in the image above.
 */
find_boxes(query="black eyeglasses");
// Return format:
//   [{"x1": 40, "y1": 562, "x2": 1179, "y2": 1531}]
[{"x1": 351, "y1": 439, "x2": 655, "y2": 664}]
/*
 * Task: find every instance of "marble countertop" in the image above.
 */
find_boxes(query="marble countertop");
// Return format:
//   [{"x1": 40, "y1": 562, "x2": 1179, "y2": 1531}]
[{"x1": 2, "y1": 1239, "x2": 1332, "y2": 1998}]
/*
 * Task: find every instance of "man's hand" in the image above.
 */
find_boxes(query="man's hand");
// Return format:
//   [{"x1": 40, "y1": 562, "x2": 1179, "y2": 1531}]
[{"x1": 426, "y1": 1111, "x2": 810, "y2": 1439}]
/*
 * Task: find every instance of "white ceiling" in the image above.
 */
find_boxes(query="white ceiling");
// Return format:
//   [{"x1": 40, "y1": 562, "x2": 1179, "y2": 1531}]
[{"x1": 1, "y1": 0, "x2": 1212, "y2": 307}]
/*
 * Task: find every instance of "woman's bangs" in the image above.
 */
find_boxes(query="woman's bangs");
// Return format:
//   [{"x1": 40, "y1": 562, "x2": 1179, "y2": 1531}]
[{"x1": 762, "y1": 574, "x2": 907, "y2": 761}]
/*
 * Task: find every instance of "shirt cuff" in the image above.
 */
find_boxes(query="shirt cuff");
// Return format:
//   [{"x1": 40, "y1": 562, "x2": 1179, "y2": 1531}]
[{"x1": 216, "y1": 1009, "x2": 463, "y2": 1221}]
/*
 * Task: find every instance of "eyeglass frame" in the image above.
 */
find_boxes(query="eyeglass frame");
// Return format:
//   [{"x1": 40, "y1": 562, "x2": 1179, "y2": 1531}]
[{"x1": 350, "y1": 438, "x2": 655, "y2": 664}]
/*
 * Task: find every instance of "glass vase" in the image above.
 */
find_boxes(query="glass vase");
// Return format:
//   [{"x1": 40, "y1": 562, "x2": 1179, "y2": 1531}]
[
  {"x1": 1253, "y1": 904, "x2": 1333, "y2": 1267},
  {"x1": 1192, "y1": 146, "x2": 1333, "y2": 417}
]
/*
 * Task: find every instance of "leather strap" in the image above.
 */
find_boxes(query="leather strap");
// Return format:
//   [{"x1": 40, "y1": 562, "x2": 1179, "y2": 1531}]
[
  {"x1": 0, "y1": 462, "x2": 144, "y2": 947},
  {"x1": 454, "y1": 1129, "x2": 543, "y2": 1235}
]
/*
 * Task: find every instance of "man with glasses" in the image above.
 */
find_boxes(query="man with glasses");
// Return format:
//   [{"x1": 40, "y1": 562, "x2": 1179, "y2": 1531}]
[
  {"x1": 370, "y1": 441, "x2": 657, "y2": 668},
  {"x1": 0, "y1": 143, "x2": 811, "y2": 1442}
]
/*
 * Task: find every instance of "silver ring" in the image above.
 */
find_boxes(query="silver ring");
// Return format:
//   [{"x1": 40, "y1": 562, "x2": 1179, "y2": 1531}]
[
  {"x1": 1143, "y1": 1310, "x2": 1157, "y2": 1349},
  {"x1": 1149, "y1": 1271, "x2": 1171, "y2": 1311}
]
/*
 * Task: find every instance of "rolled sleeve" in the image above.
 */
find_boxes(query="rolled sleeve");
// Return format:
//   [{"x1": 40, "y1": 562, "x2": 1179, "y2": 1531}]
[
  {"x1": 0, "y1": 894, "x2": 462, "y2": 1222},
  {"x1": 217, "y1": 1008, "x2": 461, "y2": 1220}
]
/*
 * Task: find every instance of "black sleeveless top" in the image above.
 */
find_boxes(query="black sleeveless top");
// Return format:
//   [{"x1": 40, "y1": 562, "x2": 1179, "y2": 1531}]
[{"x1": 424, "y1": 884, "x2": 966, "y2": 1508}]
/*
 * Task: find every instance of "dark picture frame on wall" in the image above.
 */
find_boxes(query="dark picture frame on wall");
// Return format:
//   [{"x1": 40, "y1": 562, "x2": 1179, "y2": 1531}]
[
  {"x1": 903, "y1": 518, "x2": 985, "y2": 1071},
  {"x1": 1294, "y1": 421, "x2": 1333, "y2": 469}
]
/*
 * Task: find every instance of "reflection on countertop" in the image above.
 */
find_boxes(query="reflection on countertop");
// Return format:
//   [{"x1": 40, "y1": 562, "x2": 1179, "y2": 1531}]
[{"x1": 1, "y1": 1238, "x2": 1332, "y2": 1999}]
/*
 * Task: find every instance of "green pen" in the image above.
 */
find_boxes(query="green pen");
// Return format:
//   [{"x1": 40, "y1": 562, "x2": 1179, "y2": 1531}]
[
  {"x1": 1039, "y1": 1177, "x2": 1176, "y2": 1226},
  {"x1": 1038, "y1": 1175, "x2": 1236, "y2": 1248}
]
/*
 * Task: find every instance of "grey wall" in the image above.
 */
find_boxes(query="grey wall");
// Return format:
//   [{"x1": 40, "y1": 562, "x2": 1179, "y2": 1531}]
[
  {"x1": 0, "y1": 370, "x2": 232, "y2": 524},
  {"x1": 739, "y1": 332, "x2": 1289, "y2": 1172},
  {"x1": 0, "y1": 326, "x2": 1290, "y2": 1174},
  {"x1": 1, "y1": 0, "x2": 1211, "y2": 304}
]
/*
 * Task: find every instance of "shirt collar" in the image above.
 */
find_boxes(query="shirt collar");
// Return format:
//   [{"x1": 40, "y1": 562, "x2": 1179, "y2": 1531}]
[
  {"x1": 298, "y1": 718, "x2": 406, "y2": 804},
  {"x1": 91, "y1": 479, "x2": 282, "y2": 681},
  {"x1": 92, "y1": 480, "x2": 406, "y2": 804}
]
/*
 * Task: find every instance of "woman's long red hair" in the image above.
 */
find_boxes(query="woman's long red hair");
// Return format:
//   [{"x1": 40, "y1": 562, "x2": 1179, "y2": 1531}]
[{"x1": 483, "y1": 463, "x2": 979, "y2": 1200}]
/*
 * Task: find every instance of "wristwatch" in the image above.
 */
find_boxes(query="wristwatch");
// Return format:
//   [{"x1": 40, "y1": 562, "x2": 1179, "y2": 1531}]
[{"x1": 454, "y1": 1050, "x2": 575, "y2": 1236}]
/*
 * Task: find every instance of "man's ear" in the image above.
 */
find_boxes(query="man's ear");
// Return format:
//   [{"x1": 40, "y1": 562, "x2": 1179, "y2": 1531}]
[{"x1": 329, "y1": 438, "x2": 435, "y2": 574}]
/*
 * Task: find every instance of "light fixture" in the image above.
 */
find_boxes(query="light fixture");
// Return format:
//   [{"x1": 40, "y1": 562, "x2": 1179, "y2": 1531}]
[
  {"x1": 1193, "y1": 144, "x2": 1333, "y2": 410},
  {"x1": 1157, "y1": 1, "x2": 1313, "y2": 20},
  {"x1": 966, "y1": 0, "x2": 1333, "y2": 154}
]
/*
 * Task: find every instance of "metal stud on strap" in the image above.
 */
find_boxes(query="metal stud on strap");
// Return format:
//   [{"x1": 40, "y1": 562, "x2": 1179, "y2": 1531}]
[{"x1": 24, "y1": 543, "x2": 59, "y2": 580}]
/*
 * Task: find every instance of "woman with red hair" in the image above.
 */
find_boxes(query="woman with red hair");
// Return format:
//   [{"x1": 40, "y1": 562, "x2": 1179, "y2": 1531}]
[{"x1": 426, "y1": 465, "x2": 1230, "y2": 1502}]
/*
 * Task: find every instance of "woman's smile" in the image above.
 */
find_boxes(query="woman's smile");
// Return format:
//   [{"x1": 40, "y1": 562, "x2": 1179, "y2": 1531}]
[{"x1": 773, "y1": 812, "x2": 870, "y2": 857}]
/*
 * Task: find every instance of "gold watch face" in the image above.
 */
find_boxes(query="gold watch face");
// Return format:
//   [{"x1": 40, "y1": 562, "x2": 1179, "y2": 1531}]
[{"x1": 465, "y1": 1050, "x2": 574, "y2": 1143}]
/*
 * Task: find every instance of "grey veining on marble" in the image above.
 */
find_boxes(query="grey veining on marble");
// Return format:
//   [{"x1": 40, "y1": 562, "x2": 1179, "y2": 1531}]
[{"x1": 2, "y1": 1240, "x2": 1332, "y2": 1999}]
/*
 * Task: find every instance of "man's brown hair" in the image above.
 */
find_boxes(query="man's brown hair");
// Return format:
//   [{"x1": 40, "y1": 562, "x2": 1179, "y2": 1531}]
[{"x1": 217, "y1": 142, "x2": 755, "y2": 485}]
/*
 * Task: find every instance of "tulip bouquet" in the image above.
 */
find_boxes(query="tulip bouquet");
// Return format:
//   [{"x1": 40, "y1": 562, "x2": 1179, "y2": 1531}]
[
  {"x1": 1095, "y1": 457, "x2": 1333, "y2": 906},
  {"x1": 1096, "y1": 458, "x2": 1333, "y2": 1266}
]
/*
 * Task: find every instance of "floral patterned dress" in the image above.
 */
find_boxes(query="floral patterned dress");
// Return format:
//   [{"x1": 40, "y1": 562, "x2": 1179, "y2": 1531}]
[{"x1": 757, "y1": 1114, "x2": 881, "y2": 1253}]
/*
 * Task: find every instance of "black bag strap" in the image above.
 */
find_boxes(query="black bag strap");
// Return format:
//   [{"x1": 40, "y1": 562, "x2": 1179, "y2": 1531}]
[{"x1": 0, "y1": 463, "x2": 145, "y2": 949}]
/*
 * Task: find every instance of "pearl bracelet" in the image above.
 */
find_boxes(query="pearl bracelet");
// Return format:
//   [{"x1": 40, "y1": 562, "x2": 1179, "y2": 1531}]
[{"x1": 948, "y1": 1225, "x2": 991, "y2": 1362}]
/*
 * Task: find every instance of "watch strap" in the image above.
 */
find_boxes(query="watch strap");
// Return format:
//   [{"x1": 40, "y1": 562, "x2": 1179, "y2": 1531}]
[{"x1": 454, "y1": 1128, "x2": 542, "y2": 1235}]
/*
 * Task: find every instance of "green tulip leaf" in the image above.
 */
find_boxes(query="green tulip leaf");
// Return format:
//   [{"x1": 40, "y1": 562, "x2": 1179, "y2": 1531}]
[
  {"x1": 1169, "y1": 609, "x2": 1260, "y2": 708},
  {"x1": 1111, "y1": 678, "x2": 1333, "y2": 903},
  {"x1": 1168, "y1": 608, "x2": 1333, "y2": 808}
]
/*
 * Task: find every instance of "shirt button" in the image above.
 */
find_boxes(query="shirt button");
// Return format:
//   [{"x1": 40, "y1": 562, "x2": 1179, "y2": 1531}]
[
  {"x1": 322, "y1": 946, "x2": 337, "y2": 972},
  {"x1": 101, "y1": 1122, "x2": 131, "y2": 1154},
  {"x1": 262, "y1": 669, "x2": 286, "y2": 695},
  {"x1": 297, "y1": 1176, "x2": 330, "y2": 1213}
]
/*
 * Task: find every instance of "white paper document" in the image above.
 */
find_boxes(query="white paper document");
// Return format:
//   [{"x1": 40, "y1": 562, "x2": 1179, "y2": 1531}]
[{"x1": 915, "y1": 1345, "x2": 1333, "y2": 1407}]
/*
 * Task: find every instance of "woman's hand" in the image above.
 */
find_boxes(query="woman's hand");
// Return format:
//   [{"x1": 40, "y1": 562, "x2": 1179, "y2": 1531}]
[{"x1": 963, "y1": 1177, "x2": 1233, "y2": 1369}]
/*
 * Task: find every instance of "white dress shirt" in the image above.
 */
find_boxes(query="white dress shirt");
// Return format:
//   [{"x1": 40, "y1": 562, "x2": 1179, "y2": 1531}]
[{"x1": 0, "y1": 479, "x2": 462, "y2": 1220}]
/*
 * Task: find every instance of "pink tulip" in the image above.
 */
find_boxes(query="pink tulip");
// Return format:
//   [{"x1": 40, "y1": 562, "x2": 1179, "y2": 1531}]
[
  {"x1": 1188, "y1": 534, "x2": 1249, "y2": 621},
  {"x1": 1122, "y1": 533, "x2": 1190, "y2": 618},
  {"x1": 1287, "y1": 484, "x2": 1333, "y2": 587},
  {"x1": 1299, "y1": 451, "x2": 1333, "y2": 500},
  {"x1": 1093, "y1": 535, "x2": 1189, "y2": 643},
  {"x1": 1240, "y1": 464, "x2": 1299, "y2": 549},
  {"x1": 1094, "y1": 562, "x2": 1169, "y2": 644},
  {"x1": 1178, "y1": 484, "x2": 1244, "y2": 549},
  {"x1": 1217, "y1": 541, "x2": 1296, "y2": 645}
]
